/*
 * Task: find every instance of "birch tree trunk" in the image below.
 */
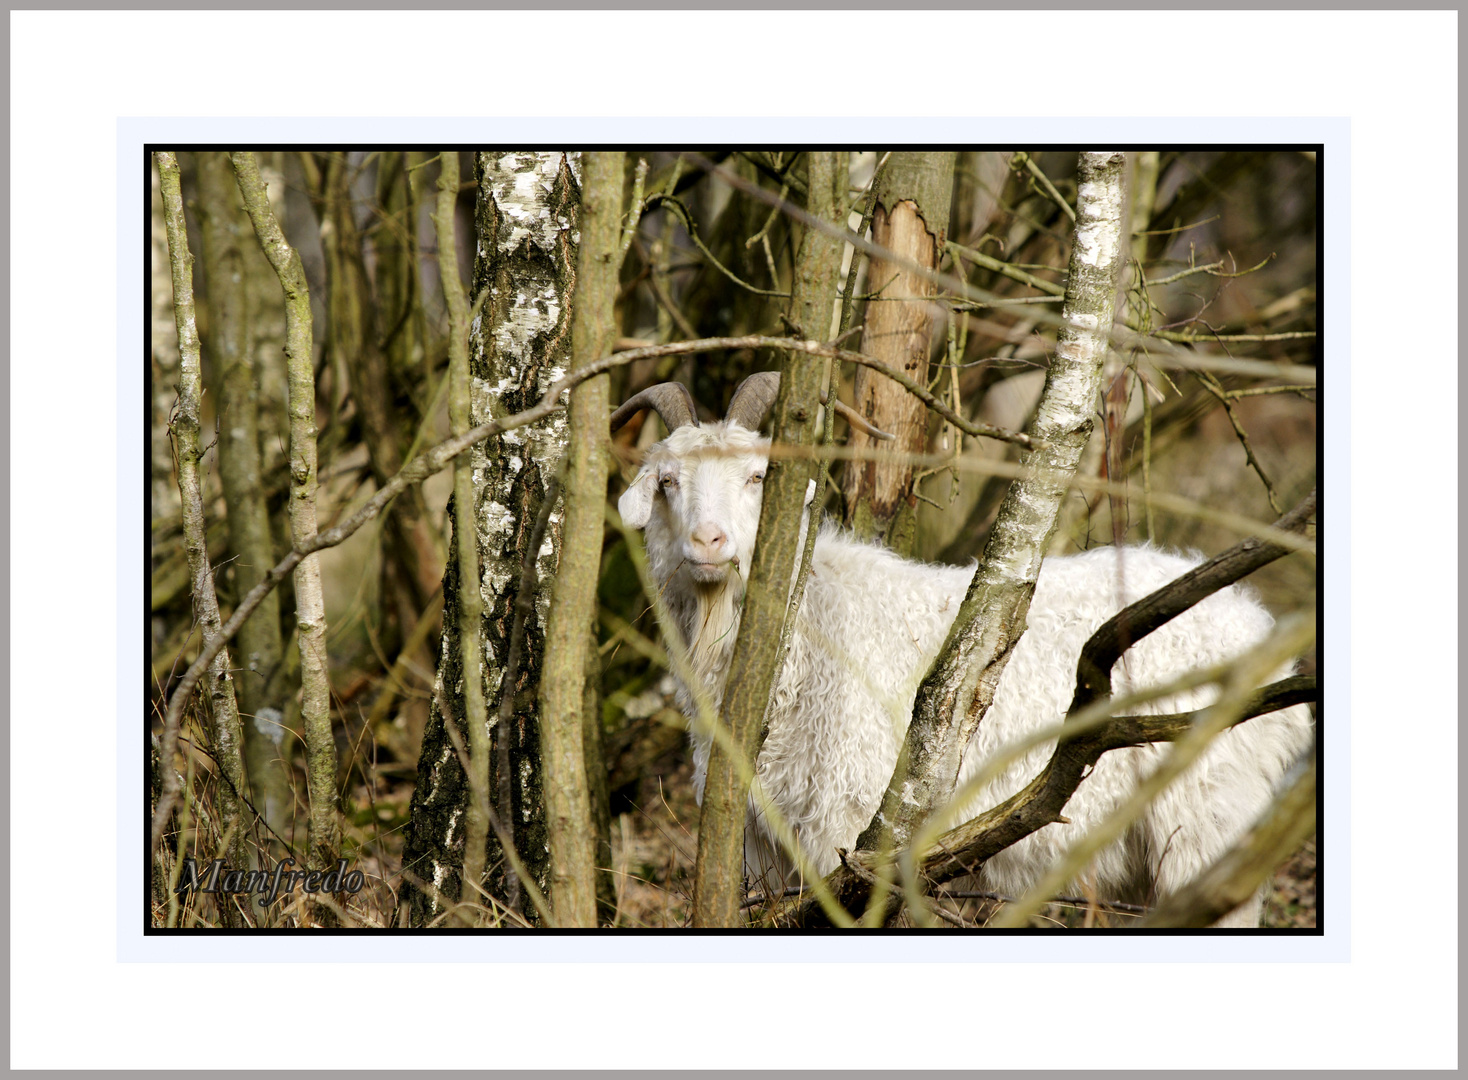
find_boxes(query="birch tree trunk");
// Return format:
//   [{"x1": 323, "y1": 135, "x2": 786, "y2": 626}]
[
  {"x1": 842, "y1": 152, "x2": 956, "y2": 555},
  {"x1": 195, "y1": 151, "x2": 292, "y2": 838},
  {"x1": 692, "y1": 152, "x2": 849, "y2": 928},
  {"x1": 156, "y1": 151, "x2": 253, "y2": 926},
  {"x1": 538, "y1": 150, "x2": 623, "y2": 928},
  {"x1": 857, "y1": 151, "x2": 1130, "y2": 857},
  {"x1": 404, "y1": 152, "x2": 579, "y2": 926},
  {"x1": 231, "y1": 151, "x2": 341, "y2": 925}
]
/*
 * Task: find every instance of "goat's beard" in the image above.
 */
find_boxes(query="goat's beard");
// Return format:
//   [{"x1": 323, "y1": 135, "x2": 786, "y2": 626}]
[{"x1": 676, "y1": 557, "x2": 746, "y2": 686}]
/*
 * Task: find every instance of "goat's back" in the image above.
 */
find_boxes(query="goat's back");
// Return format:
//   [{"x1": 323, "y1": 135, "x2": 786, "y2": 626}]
[
  {"x1": 958, "y1": 546, "x2": 1312, "y2": 907},
  {"x1": 726, "y1": 539, "x2": 1311, "y2": 918}
]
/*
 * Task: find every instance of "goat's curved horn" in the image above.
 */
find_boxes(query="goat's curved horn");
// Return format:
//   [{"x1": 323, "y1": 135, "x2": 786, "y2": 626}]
[
  {"x1": 726, "y1": 370, "x2": 896, "y2": 441},
  {"x1": 609, "y1": 382, "x2": 698, "y2": 433},
  {"x1": 725, "y1": 371, "x2": 782, "y2": 431}
]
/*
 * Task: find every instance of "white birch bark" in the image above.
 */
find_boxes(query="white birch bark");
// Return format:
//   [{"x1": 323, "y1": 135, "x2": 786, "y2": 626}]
[{"x1": 405, "y1": 151, "x2": 580, "y2": 923}]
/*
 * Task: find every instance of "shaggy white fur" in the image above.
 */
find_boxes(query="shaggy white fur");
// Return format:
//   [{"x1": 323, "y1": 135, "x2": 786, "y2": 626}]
[{"x1": 619, "y1": 421, "x2": 1313, "y2": 927}]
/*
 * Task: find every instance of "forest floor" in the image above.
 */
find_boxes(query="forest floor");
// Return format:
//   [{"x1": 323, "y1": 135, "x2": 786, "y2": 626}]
[{"x1": 611, "y1": 756, "x2": 1320, "y2": 931}]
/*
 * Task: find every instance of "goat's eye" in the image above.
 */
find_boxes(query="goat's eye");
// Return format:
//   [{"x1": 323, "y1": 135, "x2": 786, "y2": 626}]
[
  {"x1": 658, "y1": 474, "x2": 676, "y2": 490},
  {"x1": 749, "y1": 471, "x2": 764, "y2": 485}
]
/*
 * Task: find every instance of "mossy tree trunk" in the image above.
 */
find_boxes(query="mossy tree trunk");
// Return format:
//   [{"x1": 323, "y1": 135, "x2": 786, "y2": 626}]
[
  {"x1": 156, "y1": 151, "x2": 253, "y2": 926},
  {"x1": 231, "y1": 151, "x2": 341, "y2": 925},
  {"x1": 194, "y1": 151, "x2": 293, "y2": 840},
  {"x1": 842, "y1": 152, "x2": 956, "y2": 556},
  {"x1": 539, "y1": 150, "x2": 624, "y2": 928},
  {"x1": 404, "y1": 152, "x2": 580, "y2": 926},
  {"x1": 692, "y1": 152, "x2": 849, "y2": 928}
]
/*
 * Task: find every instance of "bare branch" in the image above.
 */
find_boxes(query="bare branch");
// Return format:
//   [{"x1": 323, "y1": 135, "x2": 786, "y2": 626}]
[{"x1": 1143, "y1": 751, "x2": 1316, "y2": 927}]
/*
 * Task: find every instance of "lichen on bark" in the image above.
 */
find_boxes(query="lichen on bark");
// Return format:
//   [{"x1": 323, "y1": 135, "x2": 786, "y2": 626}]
[
  {"x1": 156, "y1": 150, "x2": 253, "y2": 925},
  {"x1": 230, "y1": 151, "x2": 340, "y2": 923}
]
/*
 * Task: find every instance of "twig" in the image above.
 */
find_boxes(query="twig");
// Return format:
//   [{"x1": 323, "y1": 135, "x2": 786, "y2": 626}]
[
  {"x1": 1073, "y1": 489, "x2": 1315, "y2": 711},
  {"x1": 837, "y1": 151, "x2": 891, "y2": 338},
  {"x1": 685, "y1": 154, "x2": 1317, "y2": 386},
  {"x1": 949, "y1": 295, "x2": 1064, "y2": 310},
  {"x1": 631, "y1": 233, "x2": 699, "y2": 341},
  {"x1": 1196, "y1": 370, "x2": 1284, "y2": 515},
  {"x1": 644, "y1": 192, "x2": 789, "y2": 298},
  {"x1": 618, "y1": 157, "x2": 649, "y2": 268},
  {"x1": 933, "y1": 887, "x2": 1150, "y2": 917},
  {"x1": 1011, "y1": 151, "x2": 1076, "y2": 223},
  {"x1": 1146, "y1": 252, "x2": 1274, "y2": 287},
  {"x1": 1134, "y1": 214, "x2": 1220, "y2": 237},
  {"x1": 1224, "y1": 384, "x2": 1316, "y2": 400},
  {"x1": 947, "y1": 240, "x2": 1067, "y2": 297},
  {"x1": 1151, "y1": 329, "x2": 1316, "y2": 344},
  {"x1": 745, "y1": 180, "x2": 790, "y2": 250}
]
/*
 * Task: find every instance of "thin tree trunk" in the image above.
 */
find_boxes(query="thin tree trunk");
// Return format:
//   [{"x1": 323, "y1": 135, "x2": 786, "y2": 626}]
[
  {"x1": 231, "y1": 151, "x2": 341, "y2": 924},
  {"x1": 843, "y1": 152, "x2": 956, "y2": 555},
  {"x1": 856, "y1": 151, "x2": 1130, "y2": 856},
  {"x1": 373, "y1": 152, "x2": 427, "y2": 409},
  {"x1": 431, "y1": 150, "x2": 494, "y2": 925},
  {"x1": 150, "y1": 165, "x2": 181, "y2": 525},
  {"x1": 1130, "y1": 151, "x2": 1160, "y2": 267},
  {"x1": 692, "y1": 151, "x2": 849, "y2": 928},
  {"x1": 539, "y1": 151, "x2": 624, "y2": 928},
  {"x1": 318, "y1": 154, "x2": 441, "y2": 652},
  {"x1": 404, "y1": 152, "x2": 579, "y2": 926},
  {"x1": 195, "y1": 151, "x2": 292, "y2": 839},
  {"x1": 156, "y1": 151, "x2": 252, "y2": 926}
]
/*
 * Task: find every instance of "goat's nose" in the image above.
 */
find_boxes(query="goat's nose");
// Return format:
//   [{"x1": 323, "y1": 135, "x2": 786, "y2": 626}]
[{"x1": 688, "y1": 522, "x2": 728, "y2": 563}]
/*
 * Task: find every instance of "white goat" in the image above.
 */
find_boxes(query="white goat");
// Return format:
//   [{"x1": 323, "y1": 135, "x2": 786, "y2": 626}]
[{"x1": 613, "y1": 377, "x2": 1313, "y2": 927}]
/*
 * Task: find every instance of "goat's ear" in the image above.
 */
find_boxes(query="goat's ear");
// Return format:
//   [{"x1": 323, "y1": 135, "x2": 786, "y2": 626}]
[
  {"x1": 619, "y1": 472, "x2": 655, "y2": 529},
  {"x1": 804, "y1": 478, "x2": 817, "y2": 507}
]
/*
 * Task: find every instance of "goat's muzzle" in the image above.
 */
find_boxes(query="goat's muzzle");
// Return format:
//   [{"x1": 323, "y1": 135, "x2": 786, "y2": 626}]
[{"x1": 684, "y1": 520, "x2": 736, "y2": 583}]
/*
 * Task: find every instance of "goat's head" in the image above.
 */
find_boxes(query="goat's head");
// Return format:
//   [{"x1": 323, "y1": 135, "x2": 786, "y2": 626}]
[{"x1": 612, "y1": 373, "x2": 791, "y2": 588}]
